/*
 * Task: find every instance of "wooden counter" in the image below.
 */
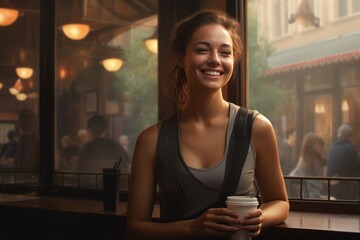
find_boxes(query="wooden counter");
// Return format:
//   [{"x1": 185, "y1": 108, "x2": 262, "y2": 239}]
[{"x1": 1, "y1": 193, "x2": 359, "y2": 240}]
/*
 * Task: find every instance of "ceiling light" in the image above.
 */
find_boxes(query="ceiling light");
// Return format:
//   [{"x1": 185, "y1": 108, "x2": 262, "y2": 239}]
[
  {"x1": 62, "y1": 23, "x2": 90, "y2": 40},
  {"x1": 144, "y1": 29, "x2": 158, "y2": 53},
  {"x1": 0, "y1": 7, "x2": 19, "y2": 26},
  {"x1": 101, "y1": 58, "x2": 123, "y2": 72},
  {"x1": 16, "y1": 67, "x2": 34, "y2": 79},
  {"x1": 9, "y1": 87, "x2": 19, "y2": 95},
  {"x1": 16, "y1": 93, "x2": 28, "y2": 101}
]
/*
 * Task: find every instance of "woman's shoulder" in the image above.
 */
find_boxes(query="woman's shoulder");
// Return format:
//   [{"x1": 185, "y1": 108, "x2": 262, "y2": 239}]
[
  {"x1": 252, "y1": 113, "x2": 274, "y2": 137},
  {"x1": 137, "y1": 123, "x2": 159, "y2": 144}
]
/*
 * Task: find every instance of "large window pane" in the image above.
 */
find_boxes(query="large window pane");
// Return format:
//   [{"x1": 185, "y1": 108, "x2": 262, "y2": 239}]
[
  {"x1": 0, "y1": 0, "x2": 40, "y2": 188},
  {"x1": 248, "y1": 0, "x2": 360, "y2": 201},
  {"x1": 54, "y1": 0, "x2": 158, "y2": 190}
]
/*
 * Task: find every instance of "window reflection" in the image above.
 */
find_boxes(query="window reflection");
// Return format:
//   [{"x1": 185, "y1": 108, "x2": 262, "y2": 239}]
[
  {"x1": 54, "y1": 0, "x2": 158, "y2": 190},
  {"x1": 248, "y1": 0, "x2": 360, "y2": 201}
]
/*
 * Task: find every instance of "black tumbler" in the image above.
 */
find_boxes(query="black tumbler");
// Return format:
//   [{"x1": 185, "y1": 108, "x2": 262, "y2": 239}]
[{"x1": 102, "y1": 168, "x2": 120, "y2": 211}]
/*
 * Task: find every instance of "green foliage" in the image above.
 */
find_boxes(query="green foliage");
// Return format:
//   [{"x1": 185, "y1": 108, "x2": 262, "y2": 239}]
[
  {"x1": 114, "y1": 27, "x2": 158, "y2": 134},
  {"x1": 247, "y1": 5, "x2": 288, "y2": 116}
]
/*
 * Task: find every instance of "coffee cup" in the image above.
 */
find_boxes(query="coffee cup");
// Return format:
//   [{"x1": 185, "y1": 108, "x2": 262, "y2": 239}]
[
  {"x1": 102, "y1": 168, "x2": 120, "y2": 211},
  {"x1": 226, "y1": 196, "x2": 259, "y2": 240}
]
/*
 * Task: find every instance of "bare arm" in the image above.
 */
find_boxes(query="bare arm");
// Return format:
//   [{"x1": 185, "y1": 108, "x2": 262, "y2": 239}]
[
  {"x1": 126, "y1": 125, "x2": 242, "y2": 240},
  {"x1": 252, "y1": 114, "x2": 289, "y2": 228}
]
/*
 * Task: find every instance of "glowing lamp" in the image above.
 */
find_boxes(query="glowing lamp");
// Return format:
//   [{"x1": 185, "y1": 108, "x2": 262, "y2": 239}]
[
  {"x1": 0, "y1": 8, "x2": 19, "y2": 26},
  {"x1": 101, "y1": 58, "x2": 123, "y2": 72},
  {"x1": 62, "y1": 23, "x2": 90, "y2": 40},
  {"x1": 16, "y1": 67, "x2": 34, "y2": 79}
]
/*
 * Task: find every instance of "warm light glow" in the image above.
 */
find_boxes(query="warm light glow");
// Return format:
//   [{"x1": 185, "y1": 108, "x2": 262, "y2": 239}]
[
  {"x1": 0, "y1": 8, "x2": 19, "y2": 26},
  {"x1": 59, "y1": 68, "x2": 67, "y2": 79},
  {"x1": 16, "y1": 67, "x2": 34, "y2": 79},
  {"x1": 0, "y1": 82, "x2": 3, "y2": 90},
  {"x1": 62, "y1": 24, "x2": 90, "y2": 40},
  {"x1": 342, "y1": 99, "x2": 349, "y2": 111},
  {"x1": 14, "y1": 79, "x2": 24, "y2": 91},
  {"x1": 314, "y1": 103, "x2": 325, "y2": 114},
  {"x1": 9, "y1": 87, "x2": 19, "y2": 95},
  {"x1": 16, "y1": 93, "x2": 28, "y2": 101},
  {"x1": 102, "y1": 58, "x2": 123, "y2": 72},
  {"x1": 145, "y1": 38, "x2": 158, "y2": 53}
]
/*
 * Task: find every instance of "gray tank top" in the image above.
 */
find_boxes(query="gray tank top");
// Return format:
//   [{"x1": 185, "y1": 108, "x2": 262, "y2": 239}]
[{"x1": 188, "y1": 103, "x2": 257, "y2": 196}]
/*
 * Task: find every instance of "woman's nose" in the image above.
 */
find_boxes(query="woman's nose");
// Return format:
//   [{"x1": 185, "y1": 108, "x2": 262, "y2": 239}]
[{"x1": 207, "y1": 52, "x2": 221, "y2": 66}]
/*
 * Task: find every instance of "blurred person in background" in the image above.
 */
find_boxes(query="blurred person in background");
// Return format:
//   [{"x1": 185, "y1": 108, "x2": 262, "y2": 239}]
[
  {"x1": 278, "y1": 129, "x2": 297, "y2": 175},
  {"x1": 327, "y1": 124, "x2": 360, "y2": 200},
  {"x1": 289, "y1": 132, "x2": 326, "y2": 199}
]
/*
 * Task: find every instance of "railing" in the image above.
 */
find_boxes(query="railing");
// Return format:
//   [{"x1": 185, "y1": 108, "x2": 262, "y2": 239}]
[
  {"x1": 0, "y1": 170, "x2": 39, "y2": 191},
  {"x1": 1, "y1": 170, "x2": 360, "y2": 205},
  {"x1": 52, "y1": 171, "x2": 131, "y2": 191},
  {"x1": 284, "y1": 175, "x2": 360, "y2": 203}
]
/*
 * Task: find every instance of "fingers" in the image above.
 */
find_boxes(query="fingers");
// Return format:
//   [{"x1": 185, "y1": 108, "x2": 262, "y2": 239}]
[{"x1": 239, "y1": 209, "x2": 263, "y2": 237}]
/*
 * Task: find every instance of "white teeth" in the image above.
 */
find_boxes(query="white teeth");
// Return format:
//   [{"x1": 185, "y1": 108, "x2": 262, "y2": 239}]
[{"x1": 203, "y1": 70, "x2": 221, "y2": 76}]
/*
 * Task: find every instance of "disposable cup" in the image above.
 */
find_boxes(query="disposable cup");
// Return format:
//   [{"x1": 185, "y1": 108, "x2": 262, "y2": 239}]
[
  {"x1": 102, "y1": 168, "x2": 120, "y2": 211},
  {"x1": 226, "y1": 196, "x2": 259, "y2": 240}
]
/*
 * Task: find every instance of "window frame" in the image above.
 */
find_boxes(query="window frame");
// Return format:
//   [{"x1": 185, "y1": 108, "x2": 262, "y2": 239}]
[{"x1": 2, "y1": 0, "x2": 355, "y2": 215}]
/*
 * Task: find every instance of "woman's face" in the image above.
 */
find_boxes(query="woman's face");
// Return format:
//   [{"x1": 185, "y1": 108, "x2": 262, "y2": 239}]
[{"x1": 181, "y1": 24, "x2": 234, "y2": 92}]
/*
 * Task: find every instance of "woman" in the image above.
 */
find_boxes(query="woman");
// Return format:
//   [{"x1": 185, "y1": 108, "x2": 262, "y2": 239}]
[
  {"x1": 289, "y1": 132, "x2": 326, "y2": 199},
  {"x1": 127, "y1": 10, "x2": 289, "y2": 239}
]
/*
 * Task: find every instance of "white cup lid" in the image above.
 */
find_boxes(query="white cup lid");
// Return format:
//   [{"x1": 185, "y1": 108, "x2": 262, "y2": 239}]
[{"x1": 226, "y1": 196, "x2": 259, "y2": 206}]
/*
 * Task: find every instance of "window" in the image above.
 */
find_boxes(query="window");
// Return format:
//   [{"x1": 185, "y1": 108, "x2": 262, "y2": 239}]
[
  {"x1": 53, "y1": 0, "x2": 158, "y2": 191},
  {"x1": 267, "y1": 0, "x2": 291, "y2": 39},
  {"x1": 248, "y1": 0, "x2": 360, "y2": 204},
  {"x1": 0, "y1": 0, "x2": 40, "y2": 188},
  {"x1": 336, "y1": 0, "x2": 360, "y2": 18}
]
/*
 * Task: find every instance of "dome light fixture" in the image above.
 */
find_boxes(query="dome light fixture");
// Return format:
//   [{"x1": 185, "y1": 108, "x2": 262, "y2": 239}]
[
  {"x1": 16, "y1": 67, "x2": 34, "y2": 79},
  {"x1": 9, "y1": 87, "x2": 19, "y2": 95},
  {"x1": 0, "y1": 7, "x2": 19, "y2": 26},
  {"x1": 101, "y1": 58, "x2": 123, "y2": 72},
  {"x1": 62, "y1": 23, "x2": 90, "y2": 40},
  {"x1": 16, "y1": 92, "x2": 28, "y2": 101},
  {"x1": 144, "y1": 29, "x2": 158, "y2": 53}
]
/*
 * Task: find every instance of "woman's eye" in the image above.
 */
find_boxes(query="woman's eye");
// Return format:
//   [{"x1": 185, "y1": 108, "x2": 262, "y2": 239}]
[
  {"x1": 221, "y1": 51, "x2": 232, "y2": 56},
  {"x1": 196, "y1": 48, "x2": 209, "y2": 53}
]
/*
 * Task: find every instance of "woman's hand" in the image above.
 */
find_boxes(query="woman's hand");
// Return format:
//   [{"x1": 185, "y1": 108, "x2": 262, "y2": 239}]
[
  {"x1": 239, "y1": 208, "x2": 263, "y2": 238},
  {"x1": 188, "y1": 207, "x2": 241, "y2": 238}
]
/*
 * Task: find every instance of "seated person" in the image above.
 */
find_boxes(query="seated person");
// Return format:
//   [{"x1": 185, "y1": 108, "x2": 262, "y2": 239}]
[
  {"x1": 0, "y1": 130, "x2": 17, "y2": 169},
  {"x1": 76, "y1": 115, "x2": 129, "y2": 187},
  {"x1": 16, "y1": 109, "x2": 39, "y2": 172}
]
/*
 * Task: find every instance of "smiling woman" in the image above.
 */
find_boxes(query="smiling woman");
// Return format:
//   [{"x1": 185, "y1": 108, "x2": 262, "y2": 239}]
[{"x1": 126, "y1": 9, "x2": 289, "y2": 240}]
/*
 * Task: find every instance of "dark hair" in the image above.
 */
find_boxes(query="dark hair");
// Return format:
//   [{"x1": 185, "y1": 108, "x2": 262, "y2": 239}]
[
  {"x1": 7, "y1": 130, "x2": 17, "y2": 140},
  {"x1": 170, "y1": 10, "x2": 243, "y2": 109},
  {"x1": 87, "y1": 114, "x2": 107, "y2": 136}
]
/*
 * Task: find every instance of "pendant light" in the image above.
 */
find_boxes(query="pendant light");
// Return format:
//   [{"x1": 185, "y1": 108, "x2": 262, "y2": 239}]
[
  {"x1": 101, "y1": 58, "x2": 123, "y2": 72},
  {"x1": 16, "y1": 67, "x2": 34, "y2": 79},
  {"x1": 16, "y1": 93, "x2": 28, "y2": 101},
  {"x1": 61, "y1": 0, "x2": 90, "y2": 40},
  {"x1": 62, "y1": 23, "x2": 90, "y2": 40},
  {"x1": 0, "y1": 1, "x2": 19, "y2": 27},
  {"x1": 144, "y1": 29, "x2": 158, "y2": 53}
]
